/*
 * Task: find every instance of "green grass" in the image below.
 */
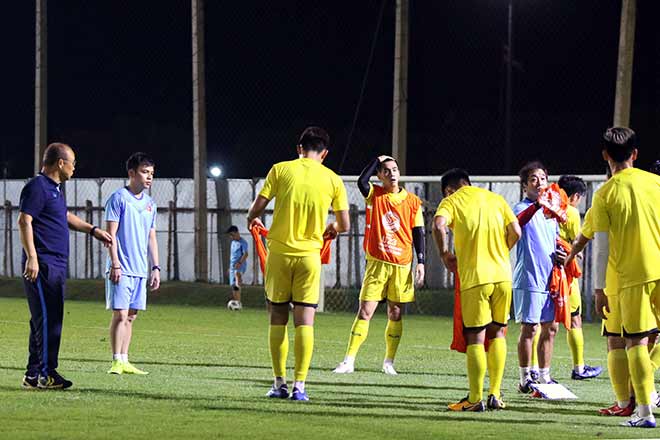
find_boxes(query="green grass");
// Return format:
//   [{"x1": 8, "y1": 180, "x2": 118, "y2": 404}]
[{"x1": 0, "y1": 296, "x2": 655, "y2": 439}]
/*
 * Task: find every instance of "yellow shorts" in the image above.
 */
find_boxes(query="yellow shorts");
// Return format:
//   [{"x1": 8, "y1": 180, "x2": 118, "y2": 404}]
[
  {"x1": 265, "y1": 252, "x2": 321, "y2": 306},
  {"x1": 619, "y1": 280, "x2": 660, "y2": 337},
  {"x1": 601, "y1": 294, "x2": 623, "y2": 337},
  {"x1": 461, "y1": 282, "x2": 512, "y2": 329},
  {"x1": 569, "y1": 278, "x2": 581, "y2": 315},
  {"x1": 359, "y1": 259, "x2": 414, "y2": 303}
]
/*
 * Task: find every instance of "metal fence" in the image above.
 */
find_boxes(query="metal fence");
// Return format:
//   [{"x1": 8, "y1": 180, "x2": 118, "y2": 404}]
[{"x1": 2, "y1": 174, "x2": 606, "y2": 317}]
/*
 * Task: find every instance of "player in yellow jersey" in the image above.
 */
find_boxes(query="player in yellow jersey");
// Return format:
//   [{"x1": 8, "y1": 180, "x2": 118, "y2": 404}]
[
  {"x1": 247, "y1": 127, "x2": 350, "y2": 401},
  {"x1": 332, "y1": 155, "x2": 425, "y2": 375},
  {"x1": 566, "y1": 127, "x2": 660, "y2": 428},
  {"x1": 433, "y1": 169, "x2": 521, "y2": 411},
  {"x1": 557, "y1": 175, "x2": 602, "y2": 380}
]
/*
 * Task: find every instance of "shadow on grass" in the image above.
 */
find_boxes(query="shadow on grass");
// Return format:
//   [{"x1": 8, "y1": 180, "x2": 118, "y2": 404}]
[
  {"x1": 60, "y1": 357, "x2": 272, "y2": 370},
  {"x1": 0, "y1": 365, "x2": 25, "y2": 372},
  {"x1": 198, "y1": 404, "x2": 549, "y2": 425}
]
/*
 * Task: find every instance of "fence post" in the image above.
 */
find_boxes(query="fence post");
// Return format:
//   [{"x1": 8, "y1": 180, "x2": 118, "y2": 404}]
[
  {"x1": 172, "y1": 179, "x2": 180, "y2": 281},
  {"x1": 167, "y1": 200, "x2": 174, "y2": 281},
  {"x1": 96, "y1": 178, "x2": 105, "y2": 278},
  {"x1": 4, "y1": 200, "x2": 14, "y2": 277},
  {"x1": 350, "y1": 204, "x2": 361, "y2": 287},
  {"x1": 84, "y1": 200, "x2": 93, "y2": 278},
  {"x1": 214, "y1": 178, "x2": 232, "y2": 284}
]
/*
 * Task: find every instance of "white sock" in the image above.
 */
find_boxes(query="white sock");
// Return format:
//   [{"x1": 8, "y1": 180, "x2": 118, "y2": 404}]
[
  {"x1": 274, "y1": 377, "x2": 286, "y2": 388},
  {"x1": 121, "y1": 354, "x2": 128, "y2": 362},
  {"x1": 618, "y1": 399, "x2": 630, "y2": 409},
  {"x1": 343, "y1": 355, "x2": 355, "y2": 365},
  {"x1": 113, "y1": 353, "x2": 122, "y2": 361},
  {"x1": 539, "y1": 367, "x2": 551, "y2": 383},
  {"x1": 651, "y1": 391, "x2": 659, "y2": 405},
  {"x1": 574, "y1": 364, "x2": 584, "y2": 374},
  {"x1": 519, "y1": 366, "x2": 530, "y2": 384},
  {"x1": 294, "y1": 381, "x2": 305, "y2": 391},
  {"x1": 383, "y1": 358, "x2": 394, "y2": 366},
  {"x1": 638, "y1": 404, "x2": 654, "y2": 418}
]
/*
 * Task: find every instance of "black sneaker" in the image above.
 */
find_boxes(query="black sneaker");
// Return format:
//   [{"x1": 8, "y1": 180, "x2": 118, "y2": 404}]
[
  {"x1": 38, "y1": 370, "x2": 73, "y2": 390},
  {"x1": 21, "y1": 375, "x2": 39, "y2": 390}
]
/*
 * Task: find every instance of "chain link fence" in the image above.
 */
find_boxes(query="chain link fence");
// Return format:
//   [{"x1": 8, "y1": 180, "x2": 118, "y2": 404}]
[{"x1": 2, "y1": 174, "x2": 606, "y2": 318}]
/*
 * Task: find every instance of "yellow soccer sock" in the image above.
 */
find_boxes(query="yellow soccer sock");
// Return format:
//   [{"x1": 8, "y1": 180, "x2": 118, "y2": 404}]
[
  {"x1": 385, "y1": 319, "x2": 403, "y2": 361},
  {"x1": 567, "y1": 327, "x2": 585, "y2": 368},
  {"x1": 346, "y1": 318, "x2": 370, "y2": 358},
  {"x1": 466, "y1": 344, "x2": 487, "y2": 403},
  {"x1": 269, "y1": 325, "x2": 288, "y2": 379},
  {"x1": 649, "y1": 344, "x2": 660, "y2": 371},
  {"x1": 531, "y1": 329, "x2": 540, "y2": 370},
  {"x1": 608, "y1": 348, "x2": 630, "y2": 404},
  {"x1": 627, "y1": 344, "x2": 654, "y2": 405},
  {"x1": 294, "y1": 325, "x2": 314, "y2": 382},
  {"x1": 487, "y1": 337, "x2": 507, "y2": 399}
]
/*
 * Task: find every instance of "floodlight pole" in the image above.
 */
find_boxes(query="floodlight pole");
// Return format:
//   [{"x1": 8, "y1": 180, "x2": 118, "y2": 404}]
[
  {"x1": 392, "y1": 0, "x2": 409, "y2": 174},
  {"x1": 504, "y1": 0, "x2": 513, "y2": 174},
  {"x1": 192, "y1": 0, "x2": 209, "y2": 282},
  {"x1": 613, "y1": 0, "x2": 636, "y2": 126},
  {"x1": 35, "y1": 0, "x2": 47, "y2": 174}
]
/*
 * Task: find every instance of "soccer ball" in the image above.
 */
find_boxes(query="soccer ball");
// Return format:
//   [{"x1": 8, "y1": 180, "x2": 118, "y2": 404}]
[{"x1": 227, "y1": 300, "x2": 242, "y2": 311}]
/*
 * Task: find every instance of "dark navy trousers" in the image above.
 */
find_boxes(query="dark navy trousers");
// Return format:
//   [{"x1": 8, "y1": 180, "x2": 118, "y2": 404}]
[{"x1": 23, "y1": 262, "x2": 67, "y2": 377}]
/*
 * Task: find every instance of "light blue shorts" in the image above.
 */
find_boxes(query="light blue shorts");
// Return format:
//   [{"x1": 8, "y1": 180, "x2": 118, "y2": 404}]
[
  {"x1": 229, "y1": 266, "x2": 246, "y2": 287},
  {"x1": 106, "y1": 275, "x2": 147, "y2": 310},
  {"x1": 513, "y1": 289, "x2": 555, "y2": 324}
]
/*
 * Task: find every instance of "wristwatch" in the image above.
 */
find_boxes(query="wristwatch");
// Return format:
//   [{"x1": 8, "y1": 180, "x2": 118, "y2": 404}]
[{"x1": 152, "y1": 265, "x2": 161, "y2": 272}]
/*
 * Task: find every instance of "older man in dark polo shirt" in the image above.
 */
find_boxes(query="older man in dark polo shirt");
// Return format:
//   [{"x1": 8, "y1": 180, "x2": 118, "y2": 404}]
[{"x1": 18, "y1": 143, "x2": 112, "y2": 389}]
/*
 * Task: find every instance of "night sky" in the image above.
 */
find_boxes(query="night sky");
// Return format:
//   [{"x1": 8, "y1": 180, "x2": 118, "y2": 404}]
[{"x1": 2, "y1": 1, "x2": 659, "y2": 179}]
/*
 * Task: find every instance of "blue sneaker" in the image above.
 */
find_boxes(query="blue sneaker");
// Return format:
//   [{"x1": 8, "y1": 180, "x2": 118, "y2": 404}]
[
  {"x1": 517, "y1": 378, "x2": 538, "y2": 394},
  {"x1": 621, "y1": 414, "x2": 656, "y2": 428},
  {"x1": 290, "y1": 387, "x2": 309, "y2": 401},
  {"x1": 571, "y1": 365, "x2": 603, "y2": 380},
  {"x1": 266, "y1": 384, "x2": 289, "y2": 399}
]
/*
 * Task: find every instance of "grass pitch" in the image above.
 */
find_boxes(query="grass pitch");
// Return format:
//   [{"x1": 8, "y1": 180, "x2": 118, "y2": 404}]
[{"x1": 0, "y1": 296, "x2": 656, "y2": 439}]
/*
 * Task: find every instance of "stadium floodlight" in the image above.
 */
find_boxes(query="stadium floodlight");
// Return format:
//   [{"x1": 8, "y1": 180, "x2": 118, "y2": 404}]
[{"x1": 209, "y1": 165, "x2": 222, "y2": 178}]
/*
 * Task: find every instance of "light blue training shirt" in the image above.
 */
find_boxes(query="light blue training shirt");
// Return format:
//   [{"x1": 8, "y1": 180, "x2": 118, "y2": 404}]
[
  {"x1": 105, "y1": 187, "x2": 157, "y2": 278},
  {"x1": 512, "y1": 198, "x2": 558, "y2": 292},
  {"x1": 230, "y1": 237, "x2": 248, "y2": 272}
]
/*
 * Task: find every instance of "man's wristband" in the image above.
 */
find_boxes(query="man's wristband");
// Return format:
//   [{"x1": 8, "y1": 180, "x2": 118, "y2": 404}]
[
  {"x1": 89, "y1": 226, "x2": 98, "y2": 236},
  {"x1": 152, "y1": 265, "x2": 161, "y2": 272}
]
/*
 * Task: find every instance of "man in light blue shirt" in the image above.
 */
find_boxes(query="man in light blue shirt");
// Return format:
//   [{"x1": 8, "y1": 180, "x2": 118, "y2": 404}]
[
  {"x1": 227, "y1": 225, "x2": 248, "y2": 309},
  {"x1": 105, "y1": 153, "x2": 160, "y2": 375},
  {"x1": 512, "y1": 161, "x2": 564, "y2": 393}
]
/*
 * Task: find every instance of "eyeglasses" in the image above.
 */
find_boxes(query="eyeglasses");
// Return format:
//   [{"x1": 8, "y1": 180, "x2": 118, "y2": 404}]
[{"x1": 60, "y1": 158, "x2": 77, "y2": 166}]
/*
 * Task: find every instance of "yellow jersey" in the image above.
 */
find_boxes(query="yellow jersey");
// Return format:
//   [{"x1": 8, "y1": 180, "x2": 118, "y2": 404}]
[
  {"x1": 559, "y1": 205, "x2": 580, "y2": 243},
  {"x1": 435, "y1": 185, "x2": 518, "y2": 290},
  {"x1": 259, "y1": 158, "x2": 349, "y2": 256},
  {"x1": 582, "y1": 167, "x2": 660, "y2": 289}
]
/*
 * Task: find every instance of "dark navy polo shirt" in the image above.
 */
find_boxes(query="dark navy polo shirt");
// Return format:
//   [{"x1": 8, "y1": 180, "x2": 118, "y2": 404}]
[{"x1": 19, "y1": 173, "x2": 69, "y2": 266}]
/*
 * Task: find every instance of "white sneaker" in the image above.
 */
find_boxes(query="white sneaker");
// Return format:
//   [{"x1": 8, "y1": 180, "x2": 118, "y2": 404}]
[
  {"x1": 382, "y1": 363, "x2": 398, "y2": 375},
  {"x1": 332, "y1": 361, "x2": 354, "y2": 374},
  {"x1": 621, "y1": 412, "x2": 656, "y2": 428}
]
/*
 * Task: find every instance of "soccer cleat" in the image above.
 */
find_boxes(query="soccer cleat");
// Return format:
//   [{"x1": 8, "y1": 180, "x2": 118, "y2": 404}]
[
  {"x1": 266, "y1": 384, "x2": 289, "y2": 399},
  {"x1": 599, "y1": 400, "x2": 635, "y2": 417},
  {"x1": 447, "y1": 396, "x2": 485, "y2": 412},
  {"x1": 21, "y1": 375, "x2": 39, "y2": 390},
  {"x1": 107, "y1": 360, "x2": 124, "y2": 375},
  {"x1": 621, "y1": 413, "x2": 656, "y2": 428},
  {"x1": 517, "y1": 378, "x2": 538, "y2": 394},
  {"x1": 530, "y1": 370, "x2": 540, "y2": 382},
  {"x1": 332, "y1": 361, "x2": 355, "y2": 374},
  {"x1": 486, "y1": 394, "x2": 506, "y2": 410},
  {"x1": 37, "y1": 371, "x2": 73, "y2": 390},
  {"x1": 290, "y1": 387, "x2": 309, "y2": 401},
  {"x1": 382, "y1": 363, "x2": 398, "y2": 376},
  {"x1": 122, "y1": 362, "x2": 149, "y2": 375},
  {"x1": 571, "y1": 365, "x2": 603, "y2": 380}
]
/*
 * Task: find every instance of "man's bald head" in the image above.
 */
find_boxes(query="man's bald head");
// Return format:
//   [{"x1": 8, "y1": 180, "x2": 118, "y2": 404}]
[{"x1": 42, "y1": 143, "x2": 73, "y2": 167}]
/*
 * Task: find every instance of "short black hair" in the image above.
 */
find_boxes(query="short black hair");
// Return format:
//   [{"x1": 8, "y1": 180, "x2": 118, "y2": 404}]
[
  {"x1": 519, "y1": 161, "x2": 548, "y2": 185},
  {"x1": 650, "y1": 160, "x2": 660, "y2": 176},
  {"x1": 376, "y1": 157, "x2": 398, "y2": 173},
  {"x1": 42, "y1": 142, "x2": 71, "y2": 167},
  {"x1": 558, "y1": 175, "x2": 587, "y2": 198},
  {"x1": 226, "y1": 225, "x2": 239, "y2": 234},
  {"x1": 441, "y1": 168, "x2": 471, "y2": 196},
  {"x1": 298, "y1": 126, "x2": 330, "y2": 152},
  {"x1": 126, "y1": 152, "x2": 155, "y2": 173},
  {"x1": 603, "y1": 127, "x2": 636, "y2": 162}
]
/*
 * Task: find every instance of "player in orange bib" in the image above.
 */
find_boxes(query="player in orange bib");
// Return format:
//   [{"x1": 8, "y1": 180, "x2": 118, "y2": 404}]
[{"x1": 333, "y1": 155, "x2": 425, "y2": 375}]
